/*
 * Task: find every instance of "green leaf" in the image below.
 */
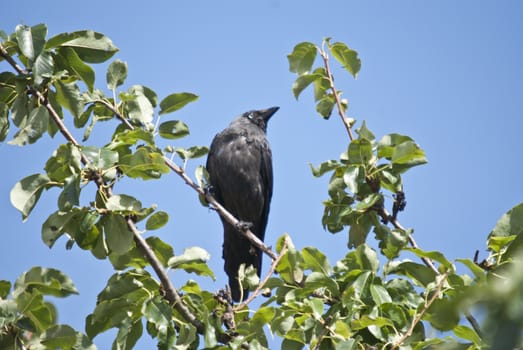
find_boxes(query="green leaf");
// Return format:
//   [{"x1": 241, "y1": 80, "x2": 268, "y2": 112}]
[
  {"x1": 107, "y1": 59, "x2": 128, "y2": 90},
  {"x1": 15, "y1": 24, "x2": 47, "y2": 62},
  {"x1": 45, "y1": 143, "x2": 82, "y2": 182},
  {"x1": 168, "y1": 247, "x2": 215, "y2": 279},
  {"x1": 354, "y1": 193, "x2": 382, "y2": 212},
  {"x1": 142, "y1": 297, "x2": 172, "y2": 330},
  {"x1": 351, "y1": 315, "x2": 394, "y2": 330},
  {"x1": 48, "y1": 30, "x2": 118, "y2": 63},
  {"x1": 347, "y1": 138, "x2": 374, "y2": 165},
  {"x1": 391, "y1": 140, "x2": 427, "y2": 168},
  {"x1": 453, "y1": 325, "x2": 483, "y2": 346},
  {"x1": 175, "y1": 146, "x2": 209, "y2": 160},
  {"x1": 405, "y1": 247, "x2": 454, "y2": 271},
  {"x1": 0, "y1": 102, "x2": 10, "y2": 142},
  {"x1": 426, "y1": 297, "x2": 459, "y2": 331},
  {"x1": 168, "y1": 247, "x2": 210, "y2": 267},
  {"x1": 54, "y1": 80, "x2": 84, "y2": 118},
  {"x1": 122, "y1": 86, "x2": 155, "y2": 125},
  {"x1": 456, "y1": 258, "x2": 487, "y2": 282},
  {"x1": 315, "y1": 93, "x2": 335, "y2": 119},
  {"x1": 328, "y1": 41, "x2": 361, "y2": 78},
  {"x1": 356, "y1": 120, "x2": 375, "y2": 141},
  {"x1": 159, "y1": 92, "x2": 198, "y2": 115},
  {"x1": 58, "y1": 175, "x2": 81, "y2": 210},
  {"x1": 145, "y1": 211, "x2": 169, "y2": 230},
  {"x1": 101, "y1": 213, "x2": 133, "y2": 254},
  {"x1": 377, "y1": 134, "x2": 414, "y2": 159},
  {"x1": 8, "y1": 105, "x2": 49, "y2": 146},
  {"x1": 287, "y1": 42, "x2": 317, "y2": 75},
  {"x1": 106, "y1": 194, "x2": 143, "y2": 213},
  {"x1": 301, "y1": 247, "x2": 331, "y2": 274},
  {"x1": 343, "y1": 165, "x2": 364, "y2": 194},
  {"x1": 82, "y1": 146, "x2": 118, "y2": 171},
  {"x1": 304, "y1": 272, "x2": 340, "y2": 297},
  {"x1": 33, "y1": 50, "x2": 54, "y2": 86},
  {"x1": 0, "y1": 280, "x2": 11, "y2": 298},
  {"x1": 309, "y1": 160, "x2": 339, "y2": 177},
  {"x1": 145, "y1": 237, "x2": 174, "y2": 267},
  {"x1": 14, "y1": 267, "x2": 78, "y2": 297},
  {"x1": 312, "y1": 67, "x2": 330, "y2": 101},
  {"x1": 118, "y1": 147, "x2": 170, "y2": 180},
  {"x1": 385, "y1": 261, "x2": 437, "y2": 287},
  {"x1": 57, "y1": 47, "x2": 95, "y2": 91},
  {"x1": 10, "y1": 173, "x2": 52, "y2": 221},
  {"x1": 292, "y1": 73, "x2": 321, "y2": 100},
  {"x1": 110, "y1": 128, "x2": 155, "y2": 148},
  {"x1": 158, "y1": 120, "x2": 190, "y2": 139},
  {"x1": 113, "y1": 318, "x2": 142, "y2": 350},
  {"x1": 40, "y1": 324, "x2": 77, "y2": 349},
  {"x1": 370, "y1": 284, "x2": 392, "y2": 305},
  {"x1": 42, "y1": 210, "x2": 73, "y2": 247}
]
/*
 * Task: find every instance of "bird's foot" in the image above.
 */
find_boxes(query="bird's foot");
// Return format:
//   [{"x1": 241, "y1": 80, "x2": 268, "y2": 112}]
[
  {"x1": 204, "y1": 184, "x2": 215, "y2": 197},
  {"x1": 235, "y1": 221, "x2": 254, "y2": 232}
]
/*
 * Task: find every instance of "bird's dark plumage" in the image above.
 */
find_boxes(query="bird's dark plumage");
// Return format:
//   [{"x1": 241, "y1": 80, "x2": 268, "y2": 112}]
[{"x1": 206, "y1": 107, "x2": 278, "y2": 301}]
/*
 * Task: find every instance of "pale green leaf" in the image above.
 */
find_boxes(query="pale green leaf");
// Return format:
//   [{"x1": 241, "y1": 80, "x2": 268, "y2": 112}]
[
  {"x1": 10, "y1": 173, "x2": 52, "y2": 220},
  {"x1": 159, "y1": 92, "x2": 198, "y2": 115}
]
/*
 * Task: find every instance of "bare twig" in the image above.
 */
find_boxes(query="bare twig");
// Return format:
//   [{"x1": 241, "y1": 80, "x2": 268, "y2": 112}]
[{"x1": 234, "y1": 236, "x2": 289, "y2": 311}]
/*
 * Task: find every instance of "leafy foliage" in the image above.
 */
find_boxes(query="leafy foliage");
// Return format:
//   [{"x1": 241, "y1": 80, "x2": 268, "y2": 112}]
[{"x1": 1, "y1": 23, "x2": 522, "y2": 350}]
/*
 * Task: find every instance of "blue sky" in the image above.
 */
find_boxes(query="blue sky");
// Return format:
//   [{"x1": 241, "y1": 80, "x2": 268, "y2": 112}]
[{"x1": 1, "y1": 1, "x2": 523, "y2": 348}]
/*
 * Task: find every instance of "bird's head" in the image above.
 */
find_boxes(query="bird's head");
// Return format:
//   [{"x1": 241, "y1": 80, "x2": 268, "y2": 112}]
[{"x1": 242, "y1": 106, "x2": 279, "y2": 132}]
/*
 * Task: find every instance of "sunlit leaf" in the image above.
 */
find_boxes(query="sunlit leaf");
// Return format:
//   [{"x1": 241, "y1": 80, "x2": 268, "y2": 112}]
[
  {"x1": 101, "y1": 213, "x2": 133, "y2": 254},
  {"x1": 145, "y1": 211, "x2": 169, "y2": 230},
  {"x1": 14, "y1": 266, "x2": 78, "y2": 297},
  {"x1": 10, "y1": 173, "x2": 53, "y2": 220},
  {"x1": 328, "y1": 41, "x2": 361, "y2": 78},
  {"x1": 292, "y1": 73, "x2": 321, "y2": 100},
  {"x1": 57, "y1": 47, "x2": 95, "y2": 91},
  {"x1": 159, "y1": 120, "x2": 190, "y2": 139},
  {"x1": 287, "y1": 42, "x2": 317, "y2": 75},
  {"x1": 107, "y1": 59, "x2": 128, "y2": 90},
  {"x1": 159, "y1": 92, "x2": 198, "y2": 115},
  {"x1": 48, "y1": 30, "x2": 118, "y2": 63}
]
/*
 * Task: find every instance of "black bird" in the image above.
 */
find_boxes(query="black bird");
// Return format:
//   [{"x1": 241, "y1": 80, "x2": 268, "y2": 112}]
[{"x1": 206, "y1": 106, "x2": 279, "y2": 301}]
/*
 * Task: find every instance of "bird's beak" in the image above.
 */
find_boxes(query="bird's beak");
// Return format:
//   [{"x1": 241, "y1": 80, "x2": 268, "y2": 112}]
[{"x1": 261, "y1": 106, "x2": 279, "y2": 121}]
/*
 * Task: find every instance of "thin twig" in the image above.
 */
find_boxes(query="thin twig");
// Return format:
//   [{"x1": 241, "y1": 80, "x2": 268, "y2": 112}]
[
  {"x1": 234, "y1": 236, "x2": 289, "y2": 311},
  {"x1": 391, "y1": 271, "x2": 449, "y2": 350},
  {"x1": 318, "y1": 47, "x2": 354, "y2": 141}
]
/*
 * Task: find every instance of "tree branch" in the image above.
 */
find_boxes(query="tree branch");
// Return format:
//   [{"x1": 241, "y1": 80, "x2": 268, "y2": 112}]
[
  {"x1": 93, "y1": 100, "x2": 279, "y2": 262},
  {"x1": 391, "y1": 271, "x2": 449, "y2": 350},
  {"x1": 234, "y1": 236, "x2": 288, "y2": 311}
]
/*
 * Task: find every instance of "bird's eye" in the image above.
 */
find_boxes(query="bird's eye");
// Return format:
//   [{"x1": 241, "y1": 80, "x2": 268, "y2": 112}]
[{"x1": 247, "y1": 113, "x2": 254, "y2": 120}]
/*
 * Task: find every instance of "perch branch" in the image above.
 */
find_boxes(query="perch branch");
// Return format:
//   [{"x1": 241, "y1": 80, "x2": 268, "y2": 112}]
[{"x1": 92, "y1": 99, "x2": 278, "y2": 261}]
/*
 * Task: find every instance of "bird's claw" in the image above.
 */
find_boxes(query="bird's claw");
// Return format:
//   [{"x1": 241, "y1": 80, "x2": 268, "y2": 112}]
[
  {"x1": 235, "y1": 221, "x2": 254, "y2": 232},
  {"x1": 204, "y1": 184, "x2": 215, "y2": 196}
]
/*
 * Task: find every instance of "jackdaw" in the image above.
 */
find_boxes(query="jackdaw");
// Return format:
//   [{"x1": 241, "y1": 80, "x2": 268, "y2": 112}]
[{"x1": 206, "y1": 106, "x2": 279, "y2": 301}]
